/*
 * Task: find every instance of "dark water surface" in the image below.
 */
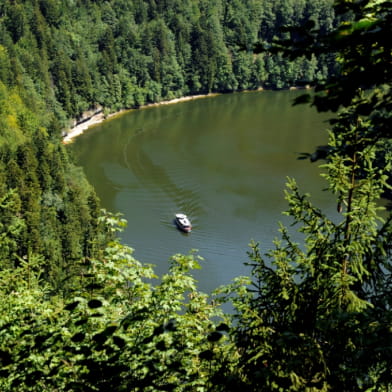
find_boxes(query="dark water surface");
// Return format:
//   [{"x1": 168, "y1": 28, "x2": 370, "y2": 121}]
[{"x1": 70, "y1": 91, "x2": 333, "y2": 293}]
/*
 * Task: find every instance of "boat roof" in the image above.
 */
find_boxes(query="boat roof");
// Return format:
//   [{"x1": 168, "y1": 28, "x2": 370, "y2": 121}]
[
  {"x1": 176, "y1": 213, "x2": 187, "y2": 219},
  {"x1": 175, "y1": 213, "x2": 191, "y2": 227}
]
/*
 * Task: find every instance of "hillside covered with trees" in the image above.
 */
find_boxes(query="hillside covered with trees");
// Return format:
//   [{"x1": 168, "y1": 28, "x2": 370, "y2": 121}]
[
  {"x1": 0, "y1": 0, "x2": 391, "y2": 391},
  {"x1": 0, "y1": 0, "x2": 335, "y2": 125}
]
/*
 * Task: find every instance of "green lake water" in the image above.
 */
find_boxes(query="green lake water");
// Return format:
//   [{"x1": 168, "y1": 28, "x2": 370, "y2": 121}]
[{"x1": 70, "y1": 90, "x2": 334, "y2": 293}]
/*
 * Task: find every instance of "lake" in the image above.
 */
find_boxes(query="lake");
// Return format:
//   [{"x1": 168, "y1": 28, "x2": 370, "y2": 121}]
[{"x1": 70, "y1": 90, "x2": 334, "y2": 293}]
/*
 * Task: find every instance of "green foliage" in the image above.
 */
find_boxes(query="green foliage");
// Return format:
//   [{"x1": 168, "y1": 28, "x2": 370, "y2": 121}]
[
  {"x1": 0, "y1": 80, "x2": 104, "y2": 297},
  {"x1": 228, "y1": 124, "x2": 392, "y2": 390},
  {"x1": 0, "y1": 189, "x2": 25, "y2": 266},
  {"x1": 224, "y1": 1, "x2": 392, "y2": 391},
  {"x1": 0, "y1": 215, "x2": 234, "y2": 392},
  {"x1": 0, "y1": 0, "x2": 334, "y2": 122},
  {"x1": 4, "y1": 1, "x2": 391, "y2": 391}
]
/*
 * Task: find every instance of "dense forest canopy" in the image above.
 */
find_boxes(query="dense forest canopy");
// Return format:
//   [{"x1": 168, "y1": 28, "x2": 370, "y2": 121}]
[
  {"x1": 0, "y1": 0, "x2": 335, "y2": 125},
  {"x1": 0, "y1": 0, "x2": 391, "y2": 391}
]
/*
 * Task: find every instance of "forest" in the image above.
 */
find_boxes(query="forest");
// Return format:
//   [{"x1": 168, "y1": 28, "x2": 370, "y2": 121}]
[
  {"x1": 0, "y1": 0, "x2": 336, "y2": 125},
  {"x1": 0, "y1": 0, "x2": 391, "y2": 391}
]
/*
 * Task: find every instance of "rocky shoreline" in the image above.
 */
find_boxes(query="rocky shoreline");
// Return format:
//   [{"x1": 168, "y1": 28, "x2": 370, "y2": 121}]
[
  {"x1": 62, "y1": 86, "x2": 313, "y2": 144},
  {"x1": 62, "y1": 93, "x2": 219, "y2": 144}
]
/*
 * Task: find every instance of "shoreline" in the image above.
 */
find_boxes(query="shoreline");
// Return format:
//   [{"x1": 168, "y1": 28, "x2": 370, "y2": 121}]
[
  {"x1": 62, "y1": 86, "x2": 311, "y2": 144},
  {"x1": 62, "y1": 93, "x2": 220, "y2": 144}
]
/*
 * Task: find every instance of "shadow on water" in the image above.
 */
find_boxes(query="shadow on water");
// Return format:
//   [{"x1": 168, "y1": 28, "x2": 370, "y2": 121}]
[{"x1": 121, "y1": 128, "x2": 205, "y2": 225}]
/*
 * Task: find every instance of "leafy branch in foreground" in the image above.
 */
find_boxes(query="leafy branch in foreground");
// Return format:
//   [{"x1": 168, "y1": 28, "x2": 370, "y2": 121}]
[
  {"x1": 224, "y1": 2, "x2": 392, "y2": 388},
  {"x1": 225, "y1": 103, "x2": 392, "y2": 391},
  {"x1": 0, "y1": 212, "x2": 235, "y2": 392},
  {"x1": 263, "y1": 0, "x2": 392, "y2": 114}
]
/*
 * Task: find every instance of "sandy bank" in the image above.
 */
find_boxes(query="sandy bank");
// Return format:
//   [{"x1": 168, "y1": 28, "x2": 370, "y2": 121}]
[{"x1": 62, "y1": 93, "x2": 219, "y2": 144}]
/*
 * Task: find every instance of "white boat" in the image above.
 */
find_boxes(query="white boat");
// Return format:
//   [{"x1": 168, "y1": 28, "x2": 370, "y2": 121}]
[{"x1": 175, "y1": 213, "x2": 192, "y2": 233}]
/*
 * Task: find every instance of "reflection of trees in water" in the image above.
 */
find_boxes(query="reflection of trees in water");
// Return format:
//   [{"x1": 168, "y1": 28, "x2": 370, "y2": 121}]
[{"x1": 123, "y1": 130, "x2": 204, "y2": 219}]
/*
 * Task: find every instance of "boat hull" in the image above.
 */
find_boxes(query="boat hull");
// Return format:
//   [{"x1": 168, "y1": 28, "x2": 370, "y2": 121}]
[{"x1": 175, "y1": 219, "x2": 192, "y2": 232}]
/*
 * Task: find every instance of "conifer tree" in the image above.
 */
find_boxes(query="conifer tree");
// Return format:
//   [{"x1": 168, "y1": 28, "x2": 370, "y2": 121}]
[{"x1": 226, "y1": 1, "x2": 392, "y2": 390}]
